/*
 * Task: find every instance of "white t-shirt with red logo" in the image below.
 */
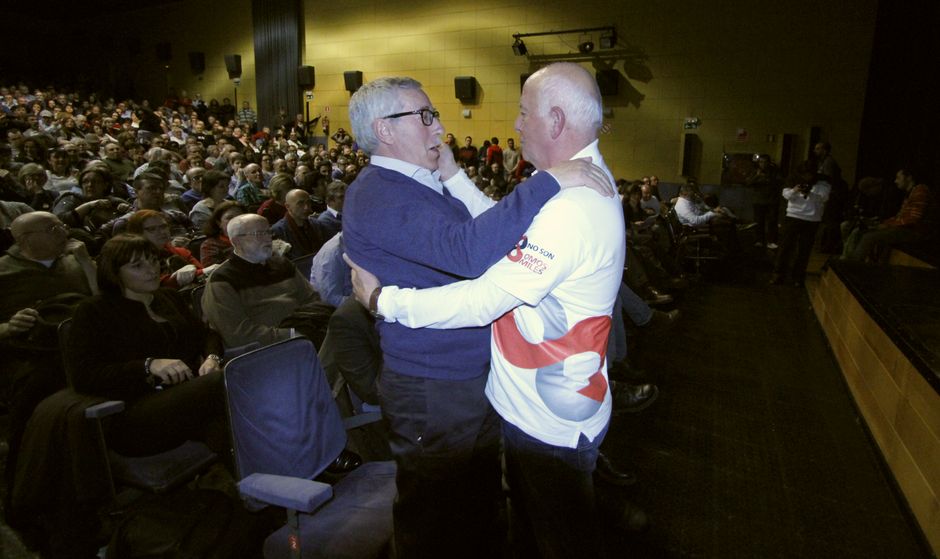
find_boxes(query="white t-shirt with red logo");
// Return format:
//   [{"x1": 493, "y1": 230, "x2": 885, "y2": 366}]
[{"x1": 484, "y1": 143, "x2": 625, "y2": 448}]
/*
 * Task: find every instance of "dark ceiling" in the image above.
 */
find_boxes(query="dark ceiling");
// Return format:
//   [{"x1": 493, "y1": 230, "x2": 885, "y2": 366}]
[{"x1": 6, "y1": 0, "x2": 183, "y2": 21}]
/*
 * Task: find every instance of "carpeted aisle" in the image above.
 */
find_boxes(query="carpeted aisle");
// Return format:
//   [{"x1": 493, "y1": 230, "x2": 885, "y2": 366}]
[{"x1": 601, "y1": 272, "x2": 931, "y2": 558}]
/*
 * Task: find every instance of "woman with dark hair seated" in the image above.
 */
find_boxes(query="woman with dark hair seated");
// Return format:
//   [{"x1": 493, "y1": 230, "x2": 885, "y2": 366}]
[
  {"x1": 126, "y1": 209, "x2": 217, "y2": 288},
  {"x1": 65, "y1": 234, "x2": 226, "y2": 457},
  {"x1": 53, "y1": 166, "x2": 131, "y2": 235},
  {"x1": 200, "y1": 201, "x2": 244, "y2": 266}
]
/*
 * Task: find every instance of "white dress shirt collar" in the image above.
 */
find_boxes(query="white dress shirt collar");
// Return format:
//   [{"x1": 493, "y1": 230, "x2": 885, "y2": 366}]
[{"x1": 369, "y1": 155, "x2": 443, "y2": 195}]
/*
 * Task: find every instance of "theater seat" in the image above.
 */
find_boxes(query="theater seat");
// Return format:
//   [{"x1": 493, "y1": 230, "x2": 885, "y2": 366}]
[{"x1": 223, "y1": 337, "x2": 396, "y2": 558}]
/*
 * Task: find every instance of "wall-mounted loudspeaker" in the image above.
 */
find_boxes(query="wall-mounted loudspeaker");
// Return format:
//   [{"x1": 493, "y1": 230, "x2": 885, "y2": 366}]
[
  {"x1": 224, "y1": 55, "x2": 242, "y2": 79},
  {"x1": 454, "y1": 76, "x2": 476, "y2": 102},
  {"x1": 596, "y1": 69, "x2": 620, "y2": 96},
  {"x1": 298, "y1": 66, "x2": 316, "y2": 88},
  {"x1": 188, "y1": 52, "x2": 205, "y2": 74},
  {"x1": 344, "y1": 71, "x2": 363, "y2": 93},
  {"x1": 156, "y1": 42, "x2": 172, "y2": 62}
]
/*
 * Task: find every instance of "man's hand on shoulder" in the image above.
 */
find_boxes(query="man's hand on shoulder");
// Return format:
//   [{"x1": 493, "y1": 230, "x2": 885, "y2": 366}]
[{"x1": 545, "y1": 157, "x2": 614, "y2": 197}]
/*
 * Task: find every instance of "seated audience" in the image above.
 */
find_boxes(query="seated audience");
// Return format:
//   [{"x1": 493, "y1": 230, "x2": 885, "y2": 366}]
[
  {"x1": 316, "y1": 180, "x2": 345, "y2": 239},
  {"x1": 202, "y1": 214, "x2": 324, "y2": 349},
  {"x1": 0, "y1": 212, "x2": 97, "y2": 500},
  {"x1": 309, "y1": 231, "x2": 351, "y2": 308},
  {"x1": 15, "y1": 163, "x2": 56, "y2": 212},
  {"x1": 272, "y1": 188, "x2": 327, "y2": 259},
  {"x1": 65, "y1": 234, "x2": 226, "y2": 457},
  {"x1": 126, "y1": 209, "x2": 215, "y2": 289},
  {"x1": 52, "y1": 166, "x2": 129, "y2": 252},
  {"x1": 233, "y1": 163, "x2": 266, "y2": 211},
  {"x1": 179, "y1": 166, "x2": 207, "y2": 211},
  {"x1": 257, "y1": 172, "x2": 293, "y2": 225},
  {"x1": 200, "y1": 201, "x2": 244, "y2": 266},
  {"x1": 188, "y1": 169, "x2": 230, "y2": 231},
  {"x1": 101, "y1": 172, "x2": 192, "y2": 239},
  {"x1": 842, "y1": 168, "x2": 939, "y2": 262},
  {"x1": 318, "y1": 297, "x2": 381, "y2": 406}
]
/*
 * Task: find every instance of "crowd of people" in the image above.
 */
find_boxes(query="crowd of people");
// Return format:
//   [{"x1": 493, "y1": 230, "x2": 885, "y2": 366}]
[{"x1": 1, "y1": 72, "x2": 937, "y2": 558}]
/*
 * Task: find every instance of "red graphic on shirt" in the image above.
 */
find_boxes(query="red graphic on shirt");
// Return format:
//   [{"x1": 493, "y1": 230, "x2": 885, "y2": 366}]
[
  {"x1": 507, "y1": 235, "x2": 527, "y2": 262},
  {"x1": 493, "y1": 311, "x2": 611, "y2": 402}
]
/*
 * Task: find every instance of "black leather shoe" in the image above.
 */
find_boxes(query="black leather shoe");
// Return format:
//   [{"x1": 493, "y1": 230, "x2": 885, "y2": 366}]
[
  {"x1": 325, "y1": 449, "x2": 362, "y2": 474},
  {"x1": 665, "y1": 277, "x2": 689, "y2": 291},
  {"x1": 595, "y1": 451, "x2": 637, "y2": 486},
  {"x1": 643, "y1": 309, "x2": 679, "y2": 334},
  {"x1": 643, "y1": 287, "x2": 673, "y2": 306},
  {"x1": 597, "y1": 494, "x2": 649, "y2": 532},
  {"x1": 769, "y1": 273, "x2": 785, "y2": 285},
  {"x1": 612, "y1": 381, "x2": 659, "y2": 414}
]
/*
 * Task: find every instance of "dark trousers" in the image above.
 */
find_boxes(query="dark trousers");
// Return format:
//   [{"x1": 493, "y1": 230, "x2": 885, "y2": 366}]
[
  {"x1": 378, "y1": 369, "x2": 502, "y2": 559},
  {"x1": 752, "y1": 202, "x2": 779, "y2": 245},
  {"x1": 108, "y1": 370, "x2": 227, "y2": 457},
  {"x1": 503, "y1": 419, "x2": 608, "y2": 559},
  {"x1": 774, "y1": 216, "x2": 820, "y2": 282}
]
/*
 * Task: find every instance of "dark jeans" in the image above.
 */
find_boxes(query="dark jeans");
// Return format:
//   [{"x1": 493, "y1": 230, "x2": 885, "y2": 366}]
[
  {"x1": 503, "y1": 419, "x2": 608, "y2": 559},
  {"x1": 752, "y1": 202, "x2": 779, "y2": 244},
  {"x1": 378, "y1": 369, "x2": 502, "y2": 558},
  {"x1": 774, "y1": 216, "x2": 820, "y2": 282}
]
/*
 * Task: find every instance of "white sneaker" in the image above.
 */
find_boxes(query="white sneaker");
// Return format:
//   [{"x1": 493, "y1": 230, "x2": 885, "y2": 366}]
[
  {"x1": 767, "y1": 243, "x2": 779, "y2": 249},
  {"x1": 754, "y1": 241, "x2": 764, "y2": 247}
]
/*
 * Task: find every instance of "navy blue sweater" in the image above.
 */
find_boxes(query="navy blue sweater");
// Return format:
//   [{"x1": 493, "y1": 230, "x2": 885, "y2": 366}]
[{"x1": 344, "y1": 165, "x2": 560, "y2": 380}]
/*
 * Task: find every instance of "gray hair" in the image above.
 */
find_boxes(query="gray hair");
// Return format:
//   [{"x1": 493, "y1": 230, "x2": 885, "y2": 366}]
[
  {"x1": 528, "y1": 63, "x2": 603, "y2": 135},
  {"x1": 146, "y1": 147, "x2": 175, "y2": 162},
  {"x1": 349, "y1": 76, "x2": 423, "y2": 154}
]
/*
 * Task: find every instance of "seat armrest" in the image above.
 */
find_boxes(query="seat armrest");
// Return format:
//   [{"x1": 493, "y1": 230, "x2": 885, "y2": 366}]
[
  {"x1": 238, "y1": 473, "x2": 333, "y2": 513},
  {"x1": 84, "y1": 400, "x2": 126, "y2": 419}
]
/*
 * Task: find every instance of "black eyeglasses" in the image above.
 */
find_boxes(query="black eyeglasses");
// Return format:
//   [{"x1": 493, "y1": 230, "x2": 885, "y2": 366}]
[{"x1": 381, "y1": 107, "x2": 440, "y2": 127}]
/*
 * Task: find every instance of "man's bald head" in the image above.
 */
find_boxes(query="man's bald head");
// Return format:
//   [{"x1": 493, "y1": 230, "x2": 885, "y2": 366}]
[
  {"x1": 11, "y1": 211, "x2": 69, "y2": 260},
  {"x1": 285, "y1": 189, "x2": 313, "y2": 222},
  {"x1": 516, "y1": 62, "x2": 603, "y2": 169}
]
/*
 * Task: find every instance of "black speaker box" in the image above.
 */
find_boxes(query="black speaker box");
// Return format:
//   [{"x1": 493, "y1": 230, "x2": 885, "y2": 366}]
[
  {"x1": 188, "y1": 52, "x2": 205, "y2": 74},
  {"x1": 224, "y1": 54, "x2": 242, "y2": 79},
  {"x1": 156, "y1": 42, "x2": 172, "y2": 62},
  {"x1": 454, "y1": 76, "x2": 476, "y2": 102},
  {"x1": 298, "y1": 66, "x2": 316, "y2": 88},
  {"x1": 596, "y1": 69, "x2": 619, "y2": 96},
  {"x1": 344, "y1": 71, "x2": 363, "y2": 93}
]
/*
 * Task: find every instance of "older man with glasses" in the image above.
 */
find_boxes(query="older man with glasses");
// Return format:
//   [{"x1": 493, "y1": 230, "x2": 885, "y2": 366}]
[
  {"x1": 1, "y1": 211, "x2": 98, "y2": 501},
  {"x1": 202, "y1": 213, "x2": 321, "y2": 349},
  {"x1": 342, "y1": 75, "x2": 612, "y2": 557}
]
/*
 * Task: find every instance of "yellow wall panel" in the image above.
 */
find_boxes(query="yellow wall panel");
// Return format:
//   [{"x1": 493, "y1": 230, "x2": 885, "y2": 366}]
[{"x1": 301, "y1": 0, "x2": 876, "y2": 183}]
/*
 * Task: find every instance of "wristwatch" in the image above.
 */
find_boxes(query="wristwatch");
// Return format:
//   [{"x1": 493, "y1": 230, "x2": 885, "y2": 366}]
[{"x1": 368, "y1": 287, "x2": 384, "y2": 320}]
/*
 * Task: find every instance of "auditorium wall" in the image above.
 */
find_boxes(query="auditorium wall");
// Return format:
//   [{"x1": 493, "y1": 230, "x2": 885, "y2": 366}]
[
  {"x1": 299, "y1": 0, "x2": 877, "y2": 184},
  {"x1": 8, "y1": 0, "x2": 876, "y2": 186}
]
